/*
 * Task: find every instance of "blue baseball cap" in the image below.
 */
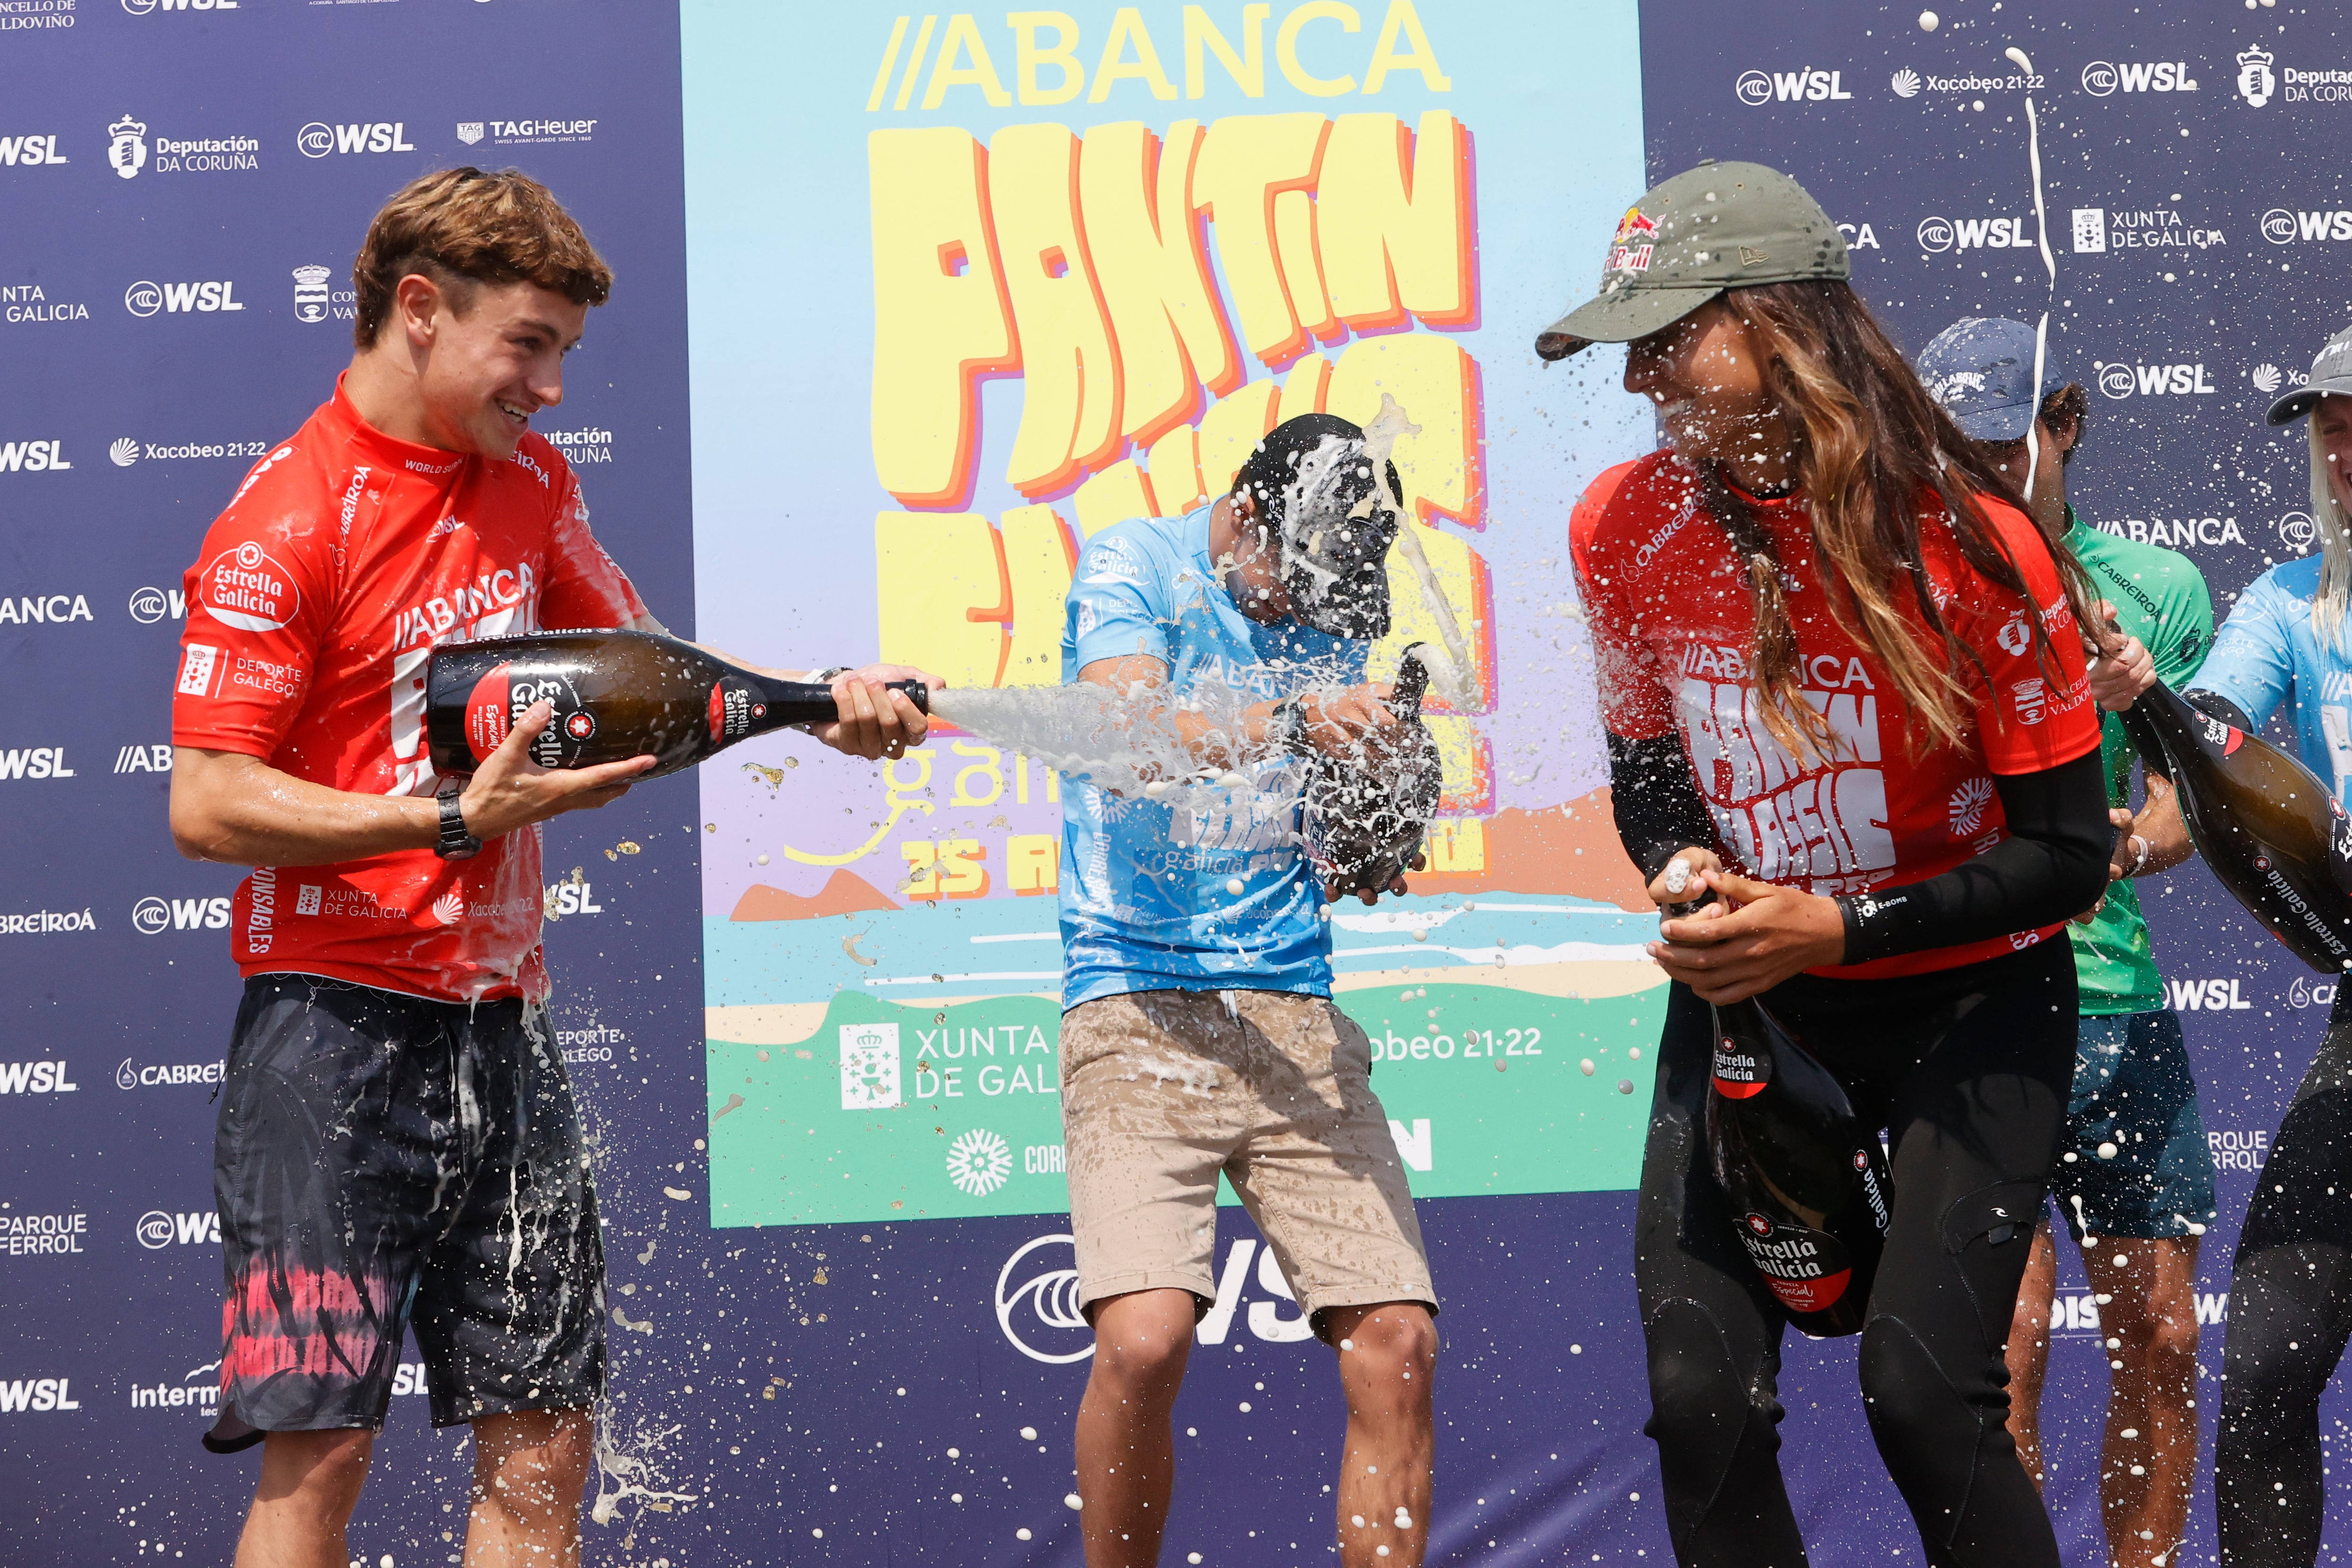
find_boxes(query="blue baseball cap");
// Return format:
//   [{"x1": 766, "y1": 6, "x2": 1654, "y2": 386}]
[{"x1": 1915, "y1": 316, "x2": 2049, "y2": 443}]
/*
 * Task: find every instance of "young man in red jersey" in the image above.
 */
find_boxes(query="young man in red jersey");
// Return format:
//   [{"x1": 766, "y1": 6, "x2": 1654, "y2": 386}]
[{"x1": 168, "y1": 167, "x2": 929, "y2": 1568}]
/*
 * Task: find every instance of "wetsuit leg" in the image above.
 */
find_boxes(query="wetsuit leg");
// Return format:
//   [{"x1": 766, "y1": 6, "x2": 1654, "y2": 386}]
[
  {"x1": 1840, "y1": 942, "x2": 2074, "y2": 1568},
  {"x1": 1636, "y1": 980, "x2": 1809, "y2": 1568},
  {"x1": 2216, "y1": 992, "x2": 2352, "y2": 1568}
]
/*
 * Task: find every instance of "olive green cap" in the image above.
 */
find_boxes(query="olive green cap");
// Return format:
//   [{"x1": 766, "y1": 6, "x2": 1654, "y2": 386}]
[{"x1": 1535, "y1": 159, "x2": 1850, "y2": 361}]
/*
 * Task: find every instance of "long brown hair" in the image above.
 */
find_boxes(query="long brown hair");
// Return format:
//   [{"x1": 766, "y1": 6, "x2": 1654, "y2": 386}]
[{"x1": 1699, "y1": 279, "x2": 2097, "y2": 759}]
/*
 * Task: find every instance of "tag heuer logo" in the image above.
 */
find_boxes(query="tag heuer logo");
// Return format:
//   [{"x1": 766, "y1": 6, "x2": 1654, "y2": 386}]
[{"x1": 457, "y1": 122, "x2": 485, "y2": 145}]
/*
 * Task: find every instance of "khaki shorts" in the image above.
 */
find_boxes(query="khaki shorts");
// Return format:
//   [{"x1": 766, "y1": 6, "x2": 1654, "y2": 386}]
[{"x1": 1060, "y1": 988, "x2": 1437, "y2": 1337}]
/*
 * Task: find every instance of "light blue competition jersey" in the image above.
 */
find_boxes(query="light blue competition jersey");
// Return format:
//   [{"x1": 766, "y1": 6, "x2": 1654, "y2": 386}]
[
  {"x1": 2195, "y1": 555, "x2": 2352, "y2": 796},
  {"x1": 1058, "y1": 505, "x2": 1366, "y2": 1010}
]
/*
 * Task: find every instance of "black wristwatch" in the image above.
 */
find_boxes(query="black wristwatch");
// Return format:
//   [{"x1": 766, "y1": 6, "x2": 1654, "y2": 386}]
[{"x1": 434, "y1": 776, "x2": 481, "y2": 860}]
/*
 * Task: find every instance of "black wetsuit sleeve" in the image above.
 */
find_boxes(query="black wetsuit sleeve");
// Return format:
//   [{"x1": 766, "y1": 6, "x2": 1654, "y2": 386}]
[
  {"x1": 1607, "y1": 730, "x2": 1723, "y2": 885},
  {"x1": 1837, "y1": 749, "x2": 2111, "y2": 965}
]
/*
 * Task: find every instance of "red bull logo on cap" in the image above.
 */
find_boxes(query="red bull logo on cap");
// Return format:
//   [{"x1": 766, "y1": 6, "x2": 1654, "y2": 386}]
[{"x1": 1607, "y1": 206, "x2": 1658, "y2": 274}]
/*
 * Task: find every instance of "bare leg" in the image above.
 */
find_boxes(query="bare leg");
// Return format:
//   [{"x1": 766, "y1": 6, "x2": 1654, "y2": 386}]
[
  {"x1": 233, "y1": 1428, "x2": 375, "y2": 1568},
  {"x1": 1074, "y1": 1289, "x2": 1196, "y2": 1568},
  {"x1": 2003, "y1": 1221, "x2": 2058, "y2": 1490},
  {"x1": 1325, "y1": 1302, "x2": 1438, "y2": 1568},
  {"x1": 2082, "y1": 1236, "x2": 2201, "y2": 1568},
  {"x1": 464, "y1": 1409, "x2": 593, "y2": 1568}
]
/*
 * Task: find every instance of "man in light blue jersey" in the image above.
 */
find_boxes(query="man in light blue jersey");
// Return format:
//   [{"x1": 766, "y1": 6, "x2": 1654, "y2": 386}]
[{"x1": 1057, "y1": 412, "x2": 1440, "y2": 1568}]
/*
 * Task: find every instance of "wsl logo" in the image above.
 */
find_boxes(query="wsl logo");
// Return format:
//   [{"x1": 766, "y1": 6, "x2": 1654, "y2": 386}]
[
  {"x1": 106, "y1": 114, "x2": 147, "y2": 180},
  {"x1": 1736, "y1": 67, "x2": 1854, "y2": 105},
  {"x1": 1916, "y1": 213, "x2": 2037, "y2": 254},
  {"x1": 995, "y1": 1234, "x2": 1093, "y2": 1364},
  {"x1": 124, "y1": 279, "x2": 244, "y2": 318},
  {"x1": 2080, "y1": 60, "x2": 2198, "y2": 96},
  {"x1": 297, "y1": 121, "x2": 417, "y2": 159},
  {"x1": 2096, "y1": 360, "x2": 2219, "y2": 398}
]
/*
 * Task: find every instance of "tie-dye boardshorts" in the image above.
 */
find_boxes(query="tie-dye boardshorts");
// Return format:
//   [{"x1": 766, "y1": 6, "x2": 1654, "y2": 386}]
[{"x1": 203, "y1": 974, "x2": 605, "y2": 1450}]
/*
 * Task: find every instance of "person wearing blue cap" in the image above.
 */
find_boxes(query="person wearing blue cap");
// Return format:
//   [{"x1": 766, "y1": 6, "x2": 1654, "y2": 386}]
[
  {"x1": 1919, "y1": 316, "x2": 2217, "y2": 1568},
  {"x1": 2177, "y1": 321, "x2": 2352, "y2": 1568}
]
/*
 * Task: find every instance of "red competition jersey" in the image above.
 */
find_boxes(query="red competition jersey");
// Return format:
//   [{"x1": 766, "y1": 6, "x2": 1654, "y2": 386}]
[
  {"x1": 171, "y1": 376, "x2": 647, "y2": 1002},
  {"x1": 1572, "y1": 452, "x2": 2100, "y2": 978}
]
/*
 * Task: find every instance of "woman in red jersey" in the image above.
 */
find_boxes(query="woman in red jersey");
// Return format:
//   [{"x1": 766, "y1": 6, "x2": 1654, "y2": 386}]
[{"x1": 1544, "y1": 163, "x2": 2112, "y2": 1568}]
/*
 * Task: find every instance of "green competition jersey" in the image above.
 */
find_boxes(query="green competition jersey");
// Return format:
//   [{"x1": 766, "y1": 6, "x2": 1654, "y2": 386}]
[{"x1": 2061, "y1": 510, "x2": 2214, "y2": 1013}]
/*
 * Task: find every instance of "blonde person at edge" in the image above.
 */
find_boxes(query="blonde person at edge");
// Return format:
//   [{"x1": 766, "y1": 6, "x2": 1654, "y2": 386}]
[
  {"x1": 2153, "y1": 326, "x2": 2352, "y2": 1568},
  {"x1": 1915, "y1": 316, "x2": 2216, "y2": 1568},
  {"x1": 1056, "y1": 411, "x2": 1439, "y2": 1568},
  {"x1": 168, "y1": 169, "x2": 934, "y2": 1568}
]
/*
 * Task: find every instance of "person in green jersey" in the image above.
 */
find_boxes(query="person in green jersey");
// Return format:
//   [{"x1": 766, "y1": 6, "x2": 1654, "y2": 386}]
[{"x1": 1920, "y1": 318, "x2": 2219, "y2": 1568}]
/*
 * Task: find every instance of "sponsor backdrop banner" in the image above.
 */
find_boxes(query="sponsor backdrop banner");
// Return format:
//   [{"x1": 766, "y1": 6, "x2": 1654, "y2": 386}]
[{"x1": 4, "y1": 0, "x2": 2351, "y2": 1564}]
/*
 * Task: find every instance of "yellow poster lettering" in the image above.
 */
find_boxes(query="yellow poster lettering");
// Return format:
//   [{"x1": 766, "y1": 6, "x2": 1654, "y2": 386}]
[
  {"x1": 1078, "y1": 120, "x2": 1241, "y2": 445},
  {"x1": 1193, "y1": 113, "x2": 1330, "y2": 368},
  {"x1": 999, "y1": 504, "x2": 1081, "y2": 681},
  {"x1": 1073, "y1": 459, "x2": 1160, "y2": 540},
  {"x1": 951, "y1": 740, "x2": 1007, "y2": 806},
  {"x1": 1088, "y1": 7, "x2": 1178, "y2": 103},
  {"x1": 1008, "y1": 833, "x2": 1062, "y2": 893},
  {"x1": 1009, "y1": 10, "x2": 1086, "y2": 105},
  {"x1": 875, "y1": 511, "x2": 1012, "y2": 688},
  {"x1": 992, "y1": 125, "x2": 1123, "y2": 495},
  {"x1": 1273, "y1": 188, "x2": 1337, "y2": 346},
  {"x1": 1422, "y1": 715, "x2": 1492, "y2": 812},
  {"x1": 1326, "y1": 333, "x2": 1481, "y2": 526},
  {"x1": 1184, "y1": 3, "x2": 1270, "y2": 98},
  {"x1": 924, "y1": 14, "x2": 1012, "y2": 110},
  {"x1": 1144, "y1": 422, "x2": 1205, "y2": 514},
  {"x1": 901, "y1": 837, "x2": 942, "y2": 899},
  {"x1": 1319, "y1": 111, "x2": 1473, "y2": 330},
  {"x1": 1422, "y1": 815, "x2": 1485, "y2": 873},
  {"x1": 938, "y1": 839, "x2": 991, "y2": 898},
  {"x1": 1194, "y1": 379, "x2": 1282, "y2": 498},
  {"x1": 1361, "y1": 0, "x2": 1451, "y2": 93},
  {"x1": 1275, "y1": 1, "x2": 1359, "y2": 97},
  {"x1": 868, "y1": 128, "x2": 1020, "y2": 505}
]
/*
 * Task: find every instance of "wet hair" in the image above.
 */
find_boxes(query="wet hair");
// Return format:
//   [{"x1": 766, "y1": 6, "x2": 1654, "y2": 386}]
[
  {"x1": 352, "y1": 167, "x2": 612, "y2": 350},
  {"x1": 1230, "y1": 413, "x2": 1404, "y2": 530},
  {"x1": 2308, "y1": 403, "x2": 2352, "y2": 653},
  {"x1": 1700, "y1": 279, "x2": 2098, "y2": 759},
  {"x1": 1980, "y1": 382, "x2": 2090, "y2": 474}
]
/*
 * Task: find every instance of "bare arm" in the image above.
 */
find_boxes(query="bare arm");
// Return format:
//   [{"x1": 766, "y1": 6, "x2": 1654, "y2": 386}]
[
  {"x1": 1074, "y1": 654, "x2": 1401, "y2": 777},
  {"x1": 170, "y1": 699, "x2": 652, "y2": 867},
  {"x1": 2128, "y1": 769, "x2": 2194, "y2": 875}
]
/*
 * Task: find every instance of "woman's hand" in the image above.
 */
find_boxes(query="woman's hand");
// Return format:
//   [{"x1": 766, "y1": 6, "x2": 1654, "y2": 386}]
[
  {"x1": 1648, "y1": 868, "x2": 1846, "y2": 1003},
  {"x1": 1646, "y1": 848, "x2": 1725, "y2": 909}
]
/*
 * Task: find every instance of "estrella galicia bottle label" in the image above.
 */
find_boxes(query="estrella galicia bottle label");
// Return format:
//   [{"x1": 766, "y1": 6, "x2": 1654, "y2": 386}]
[
  {"x1": 464, "y1": 662, "x2": 590, "y2": 767},
  {"x1": 1855, "y1": 1148, "x2": 1891, "y2": 1233},
  {"x1": 1736, "y1": 1212, "x2": 1853, "y2": 1313},
  {"x1": 708, "y1": 676, "x2": 767, "y2": 743},
  {"x1": 1712, "y1": 1032, "x2": 1772, "y2": 1100}
]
